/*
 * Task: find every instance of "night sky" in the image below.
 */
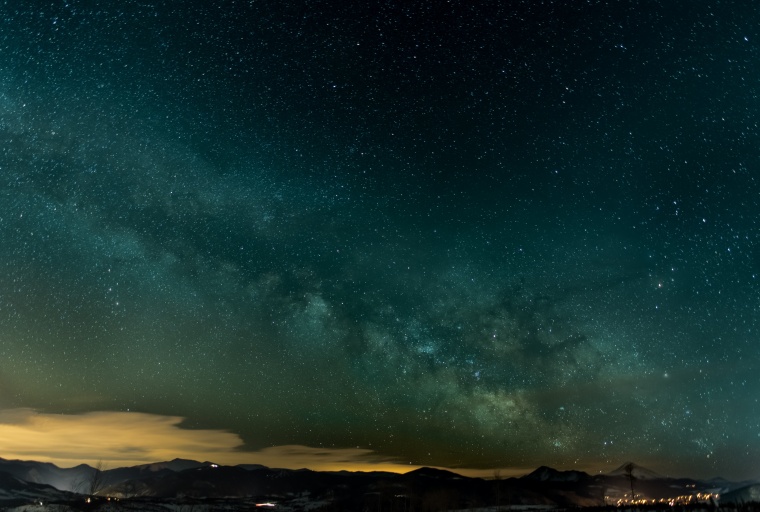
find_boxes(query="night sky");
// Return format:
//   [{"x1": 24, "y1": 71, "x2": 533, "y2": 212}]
[{"x1": 1, "y1": 0, "x2": 759, "y2": 480}]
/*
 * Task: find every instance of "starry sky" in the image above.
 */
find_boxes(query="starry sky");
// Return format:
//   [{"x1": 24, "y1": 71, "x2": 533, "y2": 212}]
[{"x1": 0, "y1": 0, "x2": 759, "y2": 481}]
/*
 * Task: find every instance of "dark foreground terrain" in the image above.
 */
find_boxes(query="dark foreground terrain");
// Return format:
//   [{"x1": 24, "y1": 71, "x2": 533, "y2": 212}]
[{"x1": 0, "y1": 458, "x2": 758, "y2": 512}]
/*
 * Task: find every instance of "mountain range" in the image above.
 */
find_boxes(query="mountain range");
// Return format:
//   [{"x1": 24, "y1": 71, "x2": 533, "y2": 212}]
[{"x1": 0, "y1": 458, "x2": 756, "y2": 511}]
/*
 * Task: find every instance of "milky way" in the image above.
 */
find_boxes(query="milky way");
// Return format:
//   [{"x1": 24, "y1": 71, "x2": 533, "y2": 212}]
[{"x1": 0, "y1": 1, "x2": 759, "y2": 479}]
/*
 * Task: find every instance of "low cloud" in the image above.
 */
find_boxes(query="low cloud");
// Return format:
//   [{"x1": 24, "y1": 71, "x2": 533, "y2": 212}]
[
  {"x1": 0, "y1": 409, "x2": 240, "y2": 467},
  {"x1": 0, "y1": 409, "x2": 415, "y2": 473}
]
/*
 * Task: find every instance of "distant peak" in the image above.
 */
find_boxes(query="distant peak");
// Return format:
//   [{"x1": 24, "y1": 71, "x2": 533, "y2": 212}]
[
  {"x1": 524, "y1": 466, "x2": 589, "y2": 482},
  {"x1": 406, "y1": 467, "x2": 463, "y2": 479},
  {"x1": 136, "y1": 459, "x2": 206, "y2": 472}
]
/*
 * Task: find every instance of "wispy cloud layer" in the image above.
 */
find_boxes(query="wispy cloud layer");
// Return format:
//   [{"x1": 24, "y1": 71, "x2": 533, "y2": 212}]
[{"x1": 0, "y1": 409, "x2": 424, "y2": 473}]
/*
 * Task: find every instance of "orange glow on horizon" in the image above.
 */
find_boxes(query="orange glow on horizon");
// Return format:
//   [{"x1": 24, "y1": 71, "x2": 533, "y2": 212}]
[{"x1": 0, "y1": 408, "x2": 528, "y2": 477}]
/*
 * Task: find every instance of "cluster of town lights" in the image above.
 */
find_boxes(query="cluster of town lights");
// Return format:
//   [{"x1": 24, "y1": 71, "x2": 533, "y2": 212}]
[{"x1": 613, "y1": 492, "x2": 720, "y2": 507}]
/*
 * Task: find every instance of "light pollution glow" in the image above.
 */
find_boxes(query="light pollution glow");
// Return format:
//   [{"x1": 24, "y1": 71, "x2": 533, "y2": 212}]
[{"x1": 0, "y1": 408, "x2": 533, "y2": 477}]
